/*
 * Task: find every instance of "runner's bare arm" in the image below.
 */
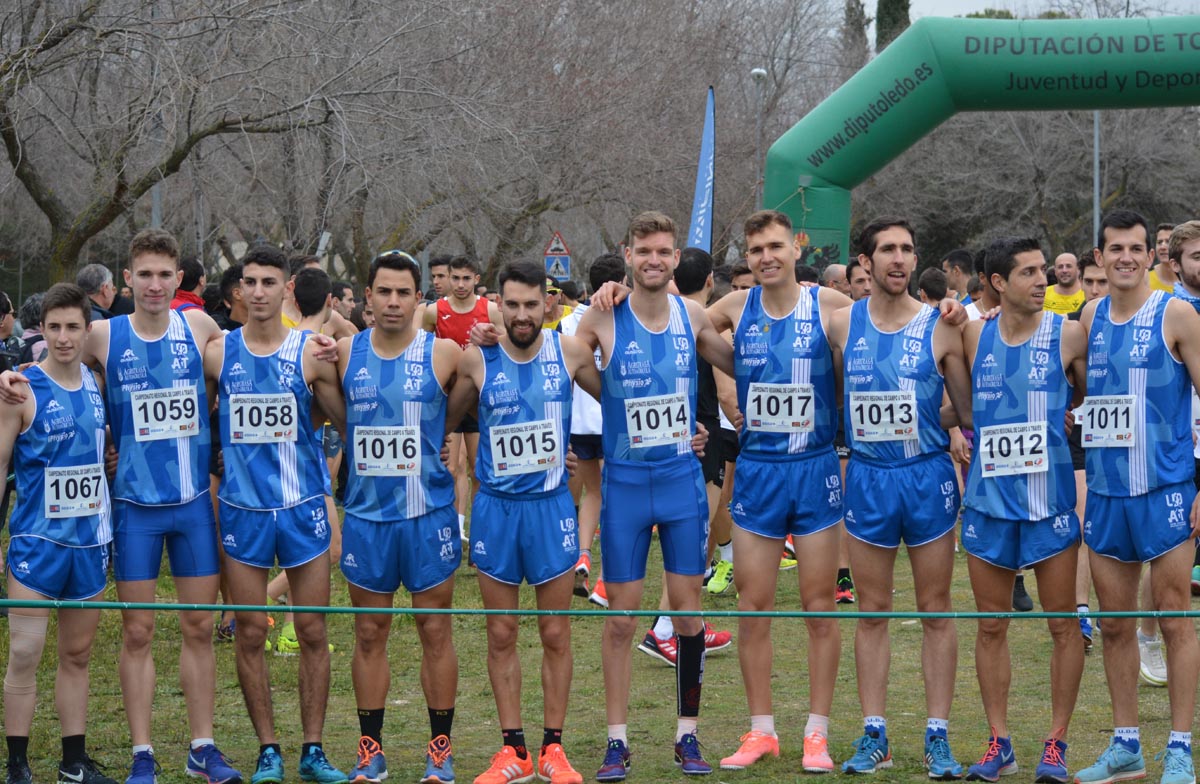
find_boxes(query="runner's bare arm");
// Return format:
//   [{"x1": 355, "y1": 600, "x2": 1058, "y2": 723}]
[
  {"x1": 935, "y1": 320, "x2": 973, "y2": 431},
  {"x1": 444, "y1": 346, "x2": 482, "y2": 436},
  {"x1": 562, "y1": 335, "x2": 602, "y2": 401},
  {"x1": 688, "y1": 299, "x2": 734, "y2": 376},
  {"x1": 1061, "y1": 320, "x2": 1088, "y2": 409},
  {"x1": 202, "y1": 335, "x2": 225, "y2": 412},
  {"x1": 308, "y1": 340, "x2": 346, "y2": 437},
  {"x1": 705, "y1": 289, "x2": 749, "y2": 335}
]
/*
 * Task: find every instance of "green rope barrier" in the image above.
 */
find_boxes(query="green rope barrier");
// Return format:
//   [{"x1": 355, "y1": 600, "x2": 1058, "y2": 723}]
[{"x1": 1, "y1": 599, "x2": 1198, "y2": 619}]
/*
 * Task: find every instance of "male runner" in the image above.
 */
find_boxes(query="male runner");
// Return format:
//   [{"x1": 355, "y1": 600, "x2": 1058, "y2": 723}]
[
  {"x1": 847, "y1": 258, "x2": 872, "y2": 302},
  {"x1": 204, "y1": 244, "x2": 348, "y2": 784},
  {"x1": 828, "y1": 217, "x2": 973, "y2": 776},
  {"x1": 574, "y1": 211, "x2": 735, "y2": 779},
  {"x1": 1165, "y1": 222, "x2": 1200, "y2": 593},
  {"x1": 1073, "y1": 210, "x2": 1200, "y2": 784},
  {"x1": 959, "y1": 237, "x2": 1087, "y2": 783},
  {"x1": 704, "y1": 210, "x2": 852, "y2": 773},
  {"x1": 446, "y1": 260, "x2": 603, "y2": 784},
  {"x1": 335, "y1": 250, "x2": 462, "y2": 784},
  {"x1": 1043, "y1": 253, "x2": 1084, "y2": 316},
  {"x1": 423, "y1": 255, "x2": 502, "y2": 543},
  {"x1": 0, "y1": 284, "x2": 116, "y2": 784},
  {"x1": 1149, "y1": 223, "x2": 1178, "y2": 293}
]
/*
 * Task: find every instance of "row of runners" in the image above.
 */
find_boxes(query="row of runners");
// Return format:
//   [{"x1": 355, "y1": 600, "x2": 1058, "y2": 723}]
[{"x1": 3, "y1": 209, "x2": 1200, "y2": 784}]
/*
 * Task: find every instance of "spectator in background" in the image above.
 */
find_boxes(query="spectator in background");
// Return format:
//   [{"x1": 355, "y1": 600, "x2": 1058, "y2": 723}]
[
  {"x1": 0, "y1": 293, "x2": 19, "y2": 372},
  {"x1": 171, "y1": 256, "x2": 207, "y2": 312},
  {"x1": 795, "y1": 264, "x2": 820, "y2": 284},
  {"x1": 942, "y1": 248, "x2": 975, "y2": 303},
  {"x1": 426, "y1": 255, "x2": 451, "y2": 301},
  {"x1": 847, "y1": 257, "x2": 871, "y2": 300},
  {"x1": 212, "y1": 264, "x2": 245, "y2": 332},
  {"x1": 967, "y1": 276, "x2": 983, "y2": 303},
  {"x1": 16, "y1": 294, "x2": 46, "y2": 366},
  {"x1": 821, "y1": 263, "x2": 851, "y2": 296},
  {"x1": 77, "y1": 263, "x2": 116, "y2": 320},
  {"x1": 202, "y1": 283, "x2": 222, "y2": 315},
  {"x1": 918, "y1": 267, "x2": 948, "y2": 306},
  {"x1": 559, "y1": 280, "x2": 583, "y2": 308},
  {"x1": 331, "y1": 281, "x2": 357, "y2": 320}
]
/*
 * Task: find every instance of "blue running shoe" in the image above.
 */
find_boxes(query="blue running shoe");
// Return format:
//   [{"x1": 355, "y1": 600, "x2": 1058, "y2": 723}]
[
  {"x1": 1073, "y1": 740, "x2": 1145, "y2": 784},
  {"x1": 967, "y1": 735, "x2": 1017, "y2": 782},
  {"x1": 674, "y1": 734, "x2": 712, "y2": 776},
  {"x1": 250, "y1": 750, "x2": 283, "y2": 784},
  {"x1": 843, "y1": 732, "x2": 892, "y2": 774},
  {"x1": 1156, "y1": 745, "x2": 1195, "y2": 784},
  {"x1": 419, "y1": 736, "x2": 454, "y2": 784},
  {"x1": 596, "y1": 739, "x2": 631, "y2": 782},
  {"x1": 348, "y1": 738, "x2": 387, "y2": 784},
  {"x1": 1036, "y1": 737, "x2": 1069, "y2": 784},
  {"x1": 298, "y1": 747, "x2": 347, "y2": 784},
  {"x1": 187, "y1": 745, "x2": 242, "y2": 784},
  {"x1": 926, "y1": 733, "x2": 965, "y2": 780},
  {"x1": 126, "y1": 751, "x2": 160, "y2": 784},
  {"x1": 1079, "y1": 618, "x2": 1094, "y2": 650}
]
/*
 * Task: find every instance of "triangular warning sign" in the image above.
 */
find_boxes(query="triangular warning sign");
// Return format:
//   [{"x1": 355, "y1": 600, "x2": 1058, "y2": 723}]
[
  {"x1": 547, "y1": 258, "x2": 567, "y2": 278},
  {"x1": 544, "y1": 232, "x2": 569, "y2": 256}
]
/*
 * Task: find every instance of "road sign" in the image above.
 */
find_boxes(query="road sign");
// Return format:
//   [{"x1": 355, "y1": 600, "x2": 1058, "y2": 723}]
[{"x1": 544, "y1": 232, "x2": 571, "y2": 281}]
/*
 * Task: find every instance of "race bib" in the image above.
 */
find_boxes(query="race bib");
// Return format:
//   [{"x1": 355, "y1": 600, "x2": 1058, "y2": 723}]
[
  {"x1": 354, "y1": 426, "x2": 420, "y2": 476},
  {"x1": 978, "y1": 422, "x2": 1048, "y2": 477},
  {"x1": 625, "y1": 393, "x2": 690, "y2": 449},
  {"x1": 848, "y1": 390, "x2": 918, "y2": 442},
  {"x1": 490, "y1": 419, "x2": 559, "y2": 477},
  {"x1": 229, "y1": 393, "x2": 297, "y2": 444},
  {"x1": 746, "y1": 382, "x2": 815, "y2": 433},
  {"x1": 45, "y1": 464, "x2": 105, "y2": 518},
  {"x1": 131, "y1": 386, "x2": 200, "y2": 442},
  {"x1": 1079, "y1": 395, "x2": 1136, "y2": 448}
]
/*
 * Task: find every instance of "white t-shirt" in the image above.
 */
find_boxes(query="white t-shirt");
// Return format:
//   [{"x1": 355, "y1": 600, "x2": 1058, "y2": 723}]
[
  {"x1": 559, "y1": 304, "x2": 603, "y2": 435},
  {"x1": 964, "y1": 302, "x2": 982, "y2": 321}
]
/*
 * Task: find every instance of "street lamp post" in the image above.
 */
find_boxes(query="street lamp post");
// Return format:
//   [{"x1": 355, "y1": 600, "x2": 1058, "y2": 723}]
[{"x1": 752, "y1": 67, "x2": 768, "y2": 211}]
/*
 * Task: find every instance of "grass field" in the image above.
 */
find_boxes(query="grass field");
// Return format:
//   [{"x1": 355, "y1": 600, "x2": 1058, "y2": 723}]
[{"x1": 1, "y1": 534, "x2": 1191, "y2": 784}]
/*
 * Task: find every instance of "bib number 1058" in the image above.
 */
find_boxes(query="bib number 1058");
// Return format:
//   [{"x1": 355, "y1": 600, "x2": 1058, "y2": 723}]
[{"x1": 229, "y1": 394, "x2": 298, "y2": 443}]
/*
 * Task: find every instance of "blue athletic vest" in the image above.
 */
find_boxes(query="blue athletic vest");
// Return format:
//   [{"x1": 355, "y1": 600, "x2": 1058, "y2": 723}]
[
  {"x1": 843, "y1": 299, "x2": 947, "y2": 460},
  {"x1": 10, "y1": 365, "x2": 111, "y2": 546},
  {"x1": 734, "y1": 286, "x2": 836, "y2": 458},
  {"x1": 106, "y1": 311, "x2": 209, "y2": 505},
  {"x1": 964, "y1": 313, "x2": 1074, "y2": 520},
  {"x1": 600, "y1": 296, "x2": 697, "y2": 463},
  {"x1": 476, "y1": 330, "x2": 572, "y2": 494},
  {"x1": 342, "y1": 329, "x2": 453, "y2": 521},
  {"x1": 1085, "y1": 291, "x2": 1193, "y2": 496},
  {"x1": 217, "y1": 328, "x2": 330, "y2": 510}
]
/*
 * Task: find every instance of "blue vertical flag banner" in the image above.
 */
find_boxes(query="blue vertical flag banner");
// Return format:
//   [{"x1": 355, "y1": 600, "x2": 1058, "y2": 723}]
[{"x1": 687, "y1": 87, "x2": 716, "y2": 253}]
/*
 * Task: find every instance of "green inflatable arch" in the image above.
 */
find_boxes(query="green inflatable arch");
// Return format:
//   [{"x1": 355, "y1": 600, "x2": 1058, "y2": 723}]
[{"x1": 763, "y1": 15, "x2": 1200, "y2": 263}]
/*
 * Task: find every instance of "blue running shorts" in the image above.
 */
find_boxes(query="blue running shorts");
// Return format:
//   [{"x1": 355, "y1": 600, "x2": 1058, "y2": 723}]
[
  {"x1": 340, "y1": 505, "x2": 460, "y2": 594},
  {"x1": 600, "y1": 456, "x2": 709, "y2": 582},
  {"x1": 113, "y1": 494, "x2": 220, "y2": 581},
  {"x1": 961, "y1": 507, "x2": 1080, "y2": 571},
  {"x1": 732, "y1": 447, "x2": 843, "y2": 540},
  {"x1": 218, "y1": 495, "x2": 331, "y2": 569},
  {"x1": 1084, "y1": 480, "x2": 1197, "y2": 563},
  {"x1": 470, "y1": 487, "x2": 578, "y2": 586},
  {"x1": 844, "y1": 451, "x2": 959, "y2": 548},
  {"x1": 8, "y1": 536, "x2": 108, "y2": 601}
]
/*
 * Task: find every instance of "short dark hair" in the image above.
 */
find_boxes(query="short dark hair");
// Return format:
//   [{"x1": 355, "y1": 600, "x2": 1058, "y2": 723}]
[
  {"x1": 984, "y1": 237, "x2": 1043, "y2": 282},
  {"x1": 627, "y1": 211, "x2": 677, "y2": 245},
  {"x1": 942, "y1": 249, "x2": 973, "y2": 276},
  {"x1": 559, "y1": 280, "x2": 582, "y2": 300},
  {"x1": 1080, "y1": 253, "x2": 1102, "y2": 273},
  {"x1": 332, "y1": 281, "x2": 354, "y2": 301},
  {"x1": 428, "y1": 255, "x2": 452, "y2": 272},
  {"x1": 179, "y1": 256, "x2": 205, "y2": 292},
  {"x1": 857, "y1": 217, "x2": 915, "y2": 258},
  {"x1": 41, "y1": 282, "x2": 92, "y2": 326},
  {"x1": 674, "y1": 247, "x2": 714, "y2": 296},
  {"x1": 448, "y1": 255, "x2": 480, "y2": 275},
  {"x1": 202, "y1": 283, "x2": 222, "y2": 314},
  {"x1": 588, "y1": 253, "x2": 626, "y2": 293},
  {"x1": 293, "y1": 267, "x2": 331, "y2": 317},
  {"x1": 847, "y1": 257, "x2": 864, "y2": 278},
  {"x1": 368, "y1": 250, "x2": 422, "y2": 290},
  {"x1": 243, "y1": 244, "x2": 290, "y2": 275},
  {"x1": 1157, "y1": 222, "x2": 1176, "y2": 234},
  {"x1": 220, "y1": 264, "x2": 243, "y2": 306},
  {"x1": 743, "y1": 210, "x2": 792, "y2": 238},
  {"x1": 731, "y1": 262, "x2": 752, "y2": 279},
  {"x1": 918, "y1": 267, "x2": 948, "y2": 301},
  {"x1": 287, "y1": 254, "x2": 320, "y2": 277},
  {"x1": 794, "y1": 264, "x2": 819, "y2": 284},
  {"x1": 710, "y1": 265, "x2": 733, "y2": 301},
  {"x1": 1098, "y1": 209, "x2": 1151, "y2": 251},
  {"x1": 973, "y1": 247, "x2": 988, "y2": 278},
  {"x1": 129, "y1": 228, "x2": 180, "y2": 265},
  {"x1": 498, "y1": 260, "x2": 546, "y2": 294},
  {"x1": 18, "y1": 293, "x2": 44, "y2": 328}
]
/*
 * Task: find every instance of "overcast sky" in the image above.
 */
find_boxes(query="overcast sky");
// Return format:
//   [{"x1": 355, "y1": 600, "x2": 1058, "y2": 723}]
[{"x1": 910, "y1": 0, "x2": 1198, "y2": 17}]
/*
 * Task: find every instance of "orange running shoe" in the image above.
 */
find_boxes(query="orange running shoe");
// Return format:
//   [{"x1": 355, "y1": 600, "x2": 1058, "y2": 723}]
[
  {"x1": 537, "y1": 744, "x2": 583, "y2": 784},
  {"x1": 720, "y1": 730, "x2": 780, "y2": 770},
  {"x1": 473, "y1": 746, "x2": 533, "y2": 784}
]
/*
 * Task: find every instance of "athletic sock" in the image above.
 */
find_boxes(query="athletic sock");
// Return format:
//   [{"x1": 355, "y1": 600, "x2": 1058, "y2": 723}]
[
  {"x1": 676, "y1": 718, "x2": 698, "y2": 743},
  {"x1": 260, "y1": 744, "x2": 282, "y2": 757},
  {"x1": 607, "y1": 725, "x2": 628, "y2": 744},
  {"x1": 62, "y1": 736, "x2": 86, "y2": 767},
  {"x1": 301, "y1": 743, "x2": 323, "y2": 758},
  {"x1": 358, "y1": 708, "x2": 385, "y2": 744},
  {"x1": 676, "y1": 630, "x2": 706, "y2": 719},
  {"x1": 542, "y1": 728, "x2": 563, "y2": 750},
  {"x1": 653, "y1": 616, "x2": 675, "y2": 640},
  {"x1": 190, "y1": 739, "x2": 213, "y2": 751},
  {"x1": 1137, "y1": 630, "x2": 1157, "y2": 643},
  {"x1": 132, "y1": 745, "x2": 153, "y2": 755},
  {"x1": 7, "y1": 736, "x2": 29, "y2": 766},
  {"x1": 1168, "y1": 731, "x2": 1192, "y2": 751},
  {"x1": 864, "y1": 717, "x2": 887, "y2": 737},
  {"x1": 429, "y1": 707, "x2": 455, "y2": 740},
  {"x1": 750, "y1": 715, "x2": 776, "y2": 737},
  {"x1": 838, "y1": 567, "x2": 852, "y2": 583},
  {"x1": 1077, "y1": 604, "x2": 1089, "y2": 615},
  {"x1": 926, "y1": 718, "x2": 949, "y2": 739},
  {"x1": 718, "y1": 540, "x2": 733, "y2": 562},
  {"x1": 501, "y1": 729, "x2": 527, "y2": 760},
  {"x1": 805, "y1": 714, "x2": 830, "y2": 738},
  {"x1": 1114, "y1": 727, "x2": 1140, "y2": 751}
]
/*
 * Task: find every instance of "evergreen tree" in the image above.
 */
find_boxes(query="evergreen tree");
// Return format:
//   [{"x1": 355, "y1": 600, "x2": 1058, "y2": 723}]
[{"x1": 875, "y1": 0, "x2": 910, "y2": 51}]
